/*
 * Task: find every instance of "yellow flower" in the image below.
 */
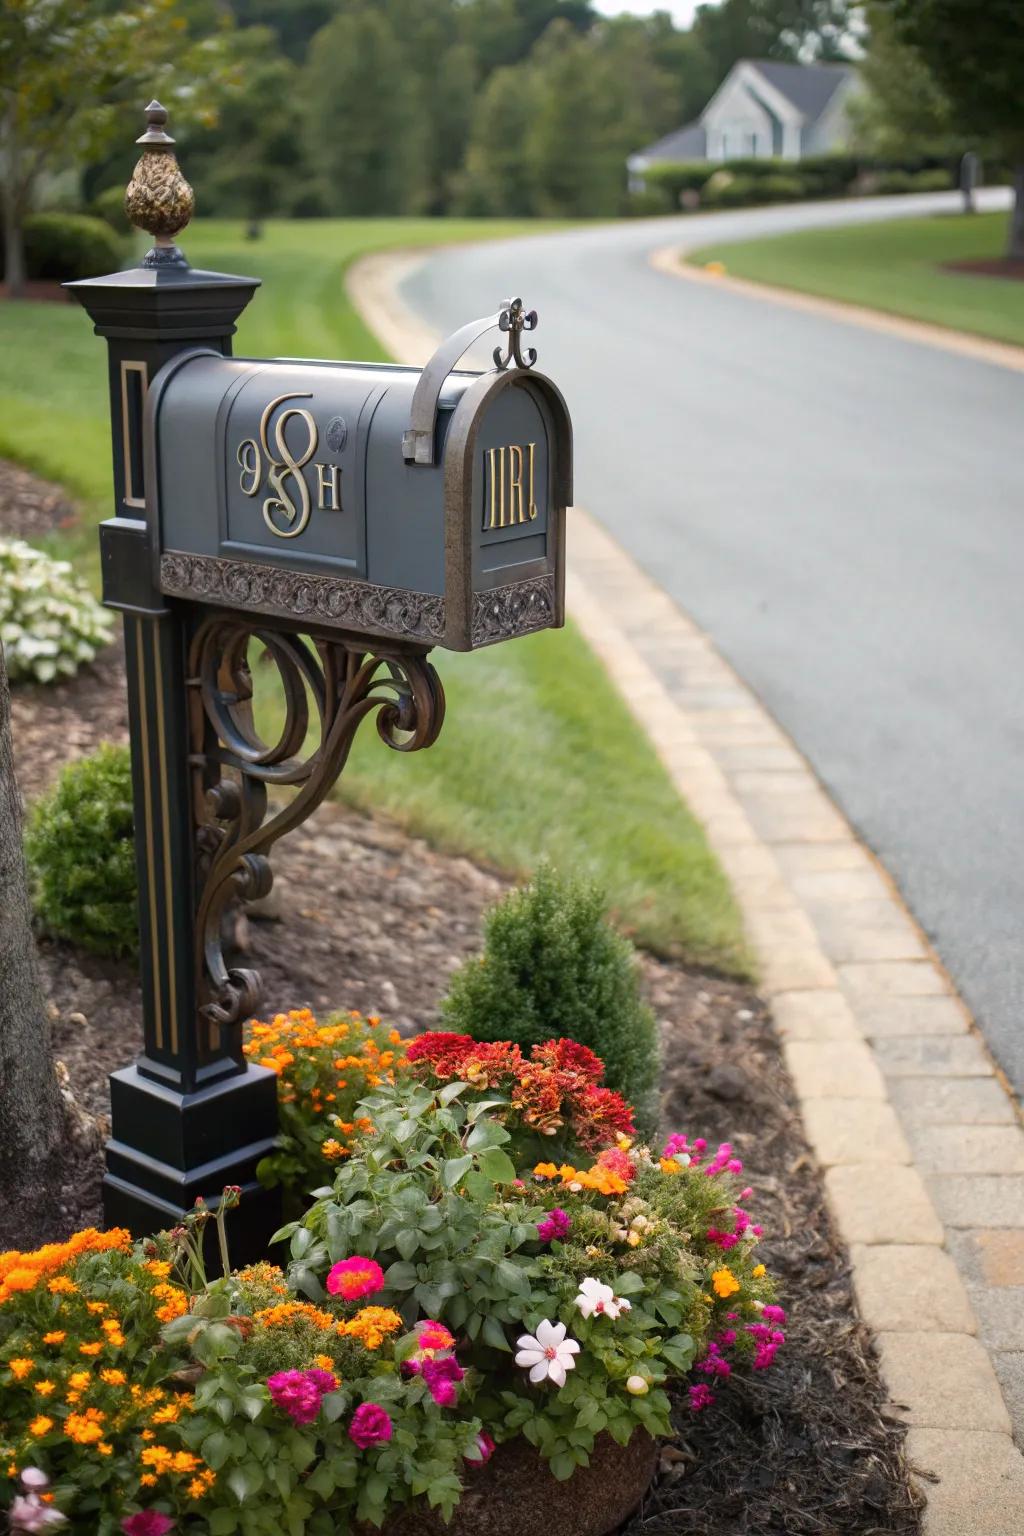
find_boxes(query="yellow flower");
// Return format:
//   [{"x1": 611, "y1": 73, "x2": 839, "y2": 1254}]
[
  {"x1": 752, "y1": 1264, "x2": 766, "y2": 1279},
  {"x1": 46, "y1": 1277, "x2": 77, "y2": 1295},
  {"x1": 659, "y1": 1157, "x2": 682, "y2": 1176},
  {"x1": 140, "y1": 1474, "x2": 157, "y2": 1488},
  {"x1": 101, "y1": 1369, "x2": 127, "y2": 1387},
  {"x1": 171, "y1": 1451, "x2": 200, "y2": 1474},
  {"x1": 28, "y1": 1416, "x2": 53, "y2": 1437},
  {"x1": 41, "y1": 1331, "x2": 66, "y2": 1346},
  {"x1": 65, "y1": 1409, "x2": 105, "y2": 1445},
  {"x1": 711, "y1": 1267, "x2": 741, "y2": 1300},
  {"x1": 68, "y1": 1372, "x2": 90, "y2": 1391},
  {"x1": 313, "y1": 1354, "x2": 335, "y2": 1372},
  {"x1": 8, "y1": 1359, "x2": 34, "y2": 1381},
  {"x1": 150, "y1": 1402, "x2": 180, "y2": 1425},
  {"x1": 86, "y1": 1301, "x2": 108, "y2": 1315},
  {"x1": 626, "y1": 1231, "x2": 642, "y2": 1248},
  {"x1": 341, "y1": 1306, "x2": 402, "y2": 1351},
  {"x1": 33, "y1": 1381, "x2": 55, "y2": 1397},
  {"x1": 97, "y1": 1443, "x2": 113, "y2": 1456},
  {"x1": 144, "y1": 1261, "x2": 172, "y2": 1279},
  {"x1": 141, "y1": 1446, "x2": 174, "y2": 1473}
]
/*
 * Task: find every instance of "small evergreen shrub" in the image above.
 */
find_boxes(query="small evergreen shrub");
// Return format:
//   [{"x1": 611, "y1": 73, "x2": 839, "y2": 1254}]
[
  {"x1": 0, "y1": 538, "x2": 113, "y2": 684},
  {"x1": 18, "y1": 212, "x2": 126, "y2": 281},
  {"x1": 25, "y1": 742, "x2": 138, "y2": 958},
  {"x1": 90, "y1": 185, "x2": 133, "y2": 234},
  {"x1": 440, "y1": 865, "x2": 659, "y2": 1123}
]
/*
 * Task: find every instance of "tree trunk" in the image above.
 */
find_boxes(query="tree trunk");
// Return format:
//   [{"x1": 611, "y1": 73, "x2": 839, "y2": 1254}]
[
  {"x1": 3, "y1": 215, "x2": 26, "y2": 298},
  {"x1": 0, "y1": 640, "x2": 63, "y2": 1240},
  {"x1": 1009, "y1": 164, "x2": 1024, "y2": 262}
]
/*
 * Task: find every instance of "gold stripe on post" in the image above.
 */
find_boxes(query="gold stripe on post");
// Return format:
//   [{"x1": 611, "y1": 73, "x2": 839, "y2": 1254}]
[
  {"x1": 120, "y1": 360, "x2": 148, "y2": 510},
  {"x1": 152, "y1": 640, "x2": 179, "y2": 1055},
  {"x1": 134, "y1": 618, "x2": 164, "y2": 1050}
]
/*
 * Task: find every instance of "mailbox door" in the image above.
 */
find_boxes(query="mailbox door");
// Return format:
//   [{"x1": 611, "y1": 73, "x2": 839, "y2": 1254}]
[{"x1": 443, "y1": 369, "x2": 572, "y2": 651}]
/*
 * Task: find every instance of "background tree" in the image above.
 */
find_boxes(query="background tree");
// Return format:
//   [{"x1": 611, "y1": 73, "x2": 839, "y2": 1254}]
[
  {"x1": 0, "y1": 0, "x2": 238, "y2": 297},
  {"x1": 886, "y1": 0, "x2": 1024, "y2": 256},
  {"x1": 849, "y1": 3, "x2": 959, "y2": 160},
  {"x1": 0, "y1": 641, "x2": 64, "y2": 1245}
]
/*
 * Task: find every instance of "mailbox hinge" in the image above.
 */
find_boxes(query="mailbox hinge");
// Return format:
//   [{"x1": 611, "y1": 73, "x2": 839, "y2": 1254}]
[{"x1": 402, "y1": 298, "x2": 538, "y2": 467}]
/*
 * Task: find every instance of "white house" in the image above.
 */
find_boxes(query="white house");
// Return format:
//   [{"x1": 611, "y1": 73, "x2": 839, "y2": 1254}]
[{"x1": 628, "y1": 58, "x2": 859, "y2": 181}]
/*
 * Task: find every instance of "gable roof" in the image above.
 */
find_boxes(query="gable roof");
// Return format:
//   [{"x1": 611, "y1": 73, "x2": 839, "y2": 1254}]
[
  {"x1": 741, "y1": 59, "x2": 855, "y2": 124},
  {"x1": 629, "y1": 120, "x2": 706, "y2": 166}
]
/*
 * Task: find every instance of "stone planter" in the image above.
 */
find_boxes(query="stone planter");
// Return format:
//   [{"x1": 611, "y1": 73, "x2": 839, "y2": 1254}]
[{"x1": 378, "y1": 1430, "x2": 658, "y2": 1536}]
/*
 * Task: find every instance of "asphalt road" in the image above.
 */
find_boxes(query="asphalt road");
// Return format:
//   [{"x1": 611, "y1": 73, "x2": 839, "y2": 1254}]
[{"x1": 399, "y1": 191, "x2": 1024, "y2": 1096}]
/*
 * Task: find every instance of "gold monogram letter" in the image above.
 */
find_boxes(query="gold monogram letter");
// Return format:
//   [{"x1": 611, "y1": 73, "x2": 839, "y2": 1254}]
[
  {"x1": 259, "y1": 392, "x2": 318, "y2": 539},
  {"x1": 237, "y1": 438, "x2": 261, "y2": 497},
  {"x1": 315, "y1": 462, "x2": 341, "y2": 511}
]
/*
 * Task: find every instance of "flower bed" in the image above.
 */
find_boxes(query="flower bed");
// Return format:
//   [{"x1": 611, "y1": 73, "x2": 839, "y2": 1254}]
[{"x1": 1, "y1": 1033, "x2": 786, "y2": 1533}]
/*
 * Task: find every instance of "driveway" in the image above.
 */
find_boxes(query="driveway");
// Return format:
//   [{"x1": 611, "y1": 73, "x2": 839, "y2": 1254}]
[{"x1": 398, "y1": 190, "x2": 1024, "y2": 1096}]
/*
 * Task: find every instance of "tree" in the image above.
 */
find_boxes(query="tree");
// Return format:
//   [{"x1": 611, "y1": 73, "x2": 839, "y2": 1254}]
[
  {"x1": 849, "y1": 4, "x2": 960, "y2": 161},
  {"x1": 303, "y1": 5, "x2": 425, "y2": 215},
  {"x1": 887, "y1": 0, "x2": 1024, "y2": 257},
  {"x1": 0, "y1": 0, "x2": 238, "y2": 298},
  {"x1": 0, "y1": 641, "x2": 64, "y2": 1243},
  {"x1": 456, "y1": 62, "x2": 539, "y2": 215}
]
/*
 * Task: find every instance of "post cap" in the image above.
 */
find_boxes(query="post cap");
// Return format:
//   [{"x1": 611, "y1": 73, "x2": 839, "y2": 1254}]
[{"x1": 136, "y1": 100, "x2": 175, "y2": 146}]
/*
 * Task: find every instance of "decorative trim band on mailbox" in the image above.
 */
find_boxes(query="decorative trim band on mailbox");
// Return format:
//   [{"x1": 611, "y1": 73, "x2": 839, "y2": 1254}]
[
  {"x1": 160, "y1": 552, "x2": 447, "y2": 642},
  {"x1": 471, "y1": 574, "x2": 556, "y2": 647}
]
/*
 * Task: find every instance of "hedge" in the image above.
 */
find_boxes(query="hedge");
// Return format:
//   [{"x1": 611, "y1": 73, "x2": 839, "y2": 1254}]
[
  {"x1": 638, "y1": 154, "x2": 956, "y2": 213},
  {"x1": 1, "y1": 213, "x2": 127, "y2": 283}
]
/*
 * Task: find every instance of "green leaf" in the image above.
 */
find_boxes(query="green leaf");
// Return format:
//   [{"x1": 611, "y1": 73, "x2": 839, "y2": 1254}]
[
  {"x1": 395, "y1": 1228, "x2": 421, "y2": 1261},
  {"x1": 466, "y1": 1097, "x2": 508, "y2": 1122},
  {"x1": 495, "y1": 1259, "x2": 529, "y2": 1294},
  {"x1": 201, "y1": 1430, "x2": 233, "y2": 1470},
  {"x1": 442, "y1": 1154, "x2": 474, "y2": 1189},
  {"x1": 227, "y1": 1464, "x2": 263, "y2": 1503},
  {"x1": 383, "y1": 1260, "x2": 417, "y2": 1290},
  {"x1": 477, "y1": 1146, "x2": 517, "y2": 1183},
  {"x1": 482, "y1": 1315, "x2": 511, "y2": 1351},
  {"x1": 613, "y1": 1271, "x2": 647, "y2": 1295},
  {"x1": 208, "y1": 1511, "x2": 240, "y2": 1535},
  {"x1": 466, "y1": 1118, "x2": 511, "y2": 1150},
  {"x1": 550, "y1": 1451, "x2": 576, "y2": 1481},
  {"x1": 438, "y1": 1081, "x2": 469, "y2": 1105}
]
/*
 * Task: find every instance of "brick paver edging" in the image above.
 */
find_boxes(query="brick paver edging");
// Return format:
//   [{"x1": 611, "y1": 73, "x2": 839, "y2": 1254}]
[{"x1": 348, "y1": 252, "x2": 1024, "y2": 1535}]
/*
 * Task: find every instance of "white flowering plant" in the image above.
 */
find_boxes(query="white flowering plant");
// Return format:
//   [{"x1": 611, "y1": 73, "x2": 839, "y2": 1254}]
[
  {"x1": 0, "y1": 539, "x2": 112, "y2": 685},
  {"x1": 283, "y1": 1034, "x2": 787, "y2": 1482}
]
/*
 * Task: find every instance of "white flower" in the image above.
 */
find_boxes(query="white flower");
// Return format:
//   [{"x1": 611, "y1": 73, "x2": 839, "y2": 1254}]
[
  {"x1": 514, "y1": 1319, "x2": 581, "y2": 1387},
  {"x1": 575, "y1": 1277, "x2": 624, "y2": 1320},
  {"x1": 626, "y1": 1375, "x2": 649, "y2": 1396}
]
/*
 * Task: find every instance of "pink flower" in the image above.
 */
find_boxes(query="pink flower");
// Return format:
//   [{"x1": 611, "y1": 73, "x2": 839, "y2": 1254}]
[
  {"x1": 536, "y1": 1207, "x2": 571, "y2": 1243},
  {"x1": 121, "y1": 1516, "x2": 175, "y2": 1536},
  {"x1": 466, "y1": 1431, "x2": 495, "y2": 1465},
  {"x1": 267, "y1": 1369, "x2": 333, "y2": 1426},
  {"x1": 349, "y1": 1402, "x2": 394, "y2": 1449},
  {"x1": 689, "y1": 1384, "x2": 715, "y2": 1411},
  {"x1": 421, "y1": 1354, "x2": 465, "y2": 1407},
  {"x1": 326, "y1": 1256, "x2": 385, "y2": 1301},
  {"x1": 762, "y1": 1304, "x2": 786, "y2": 1324}
]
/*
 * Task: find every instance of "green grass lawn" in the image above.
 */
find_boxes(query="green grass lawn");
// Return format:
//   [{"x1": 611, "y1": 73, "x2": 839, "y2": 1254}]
[
  {"x1": 687, "y1": 210, "x2": 1024, "y2": 347},
  {"x1": 0, "y1": 217, "x2": 749, "y2": 974}
]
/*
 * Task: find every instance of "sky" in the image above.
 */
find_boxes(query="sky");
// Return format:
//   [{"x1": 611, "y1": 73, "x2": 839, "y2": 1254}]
[{"x1": 593, "y1": 1, "x2": 703, "y2": 24}]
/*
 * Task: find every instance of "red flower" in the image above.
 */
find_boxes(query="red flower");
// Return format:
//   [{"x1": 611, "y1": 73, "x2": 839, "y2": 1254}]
[
  {"x1": 533, "y1": 1039, "x2": 605, "y2": 1083},
  {"x1": 596, "y1": 1146, "x2": 636, "y2": 1183},
  {"x1": 406, "y1": 1033, "x2": 476, "y2": 1071}
]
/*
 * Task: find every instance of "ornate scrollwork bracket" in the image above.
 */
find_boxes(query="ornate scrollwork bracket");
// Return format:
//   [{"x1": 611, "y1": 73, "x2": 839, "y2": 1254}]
[
  {"x1": 493, "y1": 297, "x2": 538, "y2": 371},
  {"x1": 186, "y1": 616, "x2": 445, "y2": 1040}
]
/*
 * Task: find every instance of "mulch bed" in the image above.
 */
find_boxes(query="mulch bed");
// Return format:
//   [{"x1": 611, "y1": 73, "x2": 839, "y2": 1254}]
[
  {"x1": 0, "y1": 458, "x2": 82, "y2": 544},
  {"x1": 0, "y1": 281, "x2": 71, "y2": 304},
  {"x1": 3, "y1": 461, "x2": 923, "y2": 1533},
  {"x1": 943, "y1": 257, "x2": 1024, "y2": 282}
]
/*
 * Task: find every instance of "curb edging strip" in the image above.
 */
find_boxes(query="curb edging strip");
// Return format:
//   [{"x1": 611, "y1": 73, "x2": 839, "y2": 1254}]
[{"x1": 348, "y1": 251, "x2": 1024, "y2": 1534}]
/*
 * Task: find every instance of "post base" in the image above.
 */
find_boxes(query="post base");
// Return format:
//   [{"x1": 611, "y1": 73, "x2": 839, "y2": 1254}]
[{"x1": 103, "y1": 1063, "x2": 282, "y2": 1265}]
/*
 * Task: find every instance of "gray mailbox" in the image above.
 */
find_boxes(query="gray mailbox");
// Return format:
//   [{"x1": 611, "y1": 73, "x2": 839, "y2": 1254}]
[
  {"x1": 144, "y1": 301, "x2": 572, "y2": 651},
  {"x1": 69, "y1": 99, "x2": 576, "y2": 1259}
]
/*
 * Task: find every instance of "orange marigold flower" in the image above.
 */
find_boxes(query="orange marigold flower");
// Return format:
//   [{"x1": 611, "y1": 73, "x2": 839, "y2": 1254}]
[
  {"x1": 97, "y1": 1443, "x2": 113, "y2": 1456},
  {"x1": 340, "y1": 1306, "x2": 403, "y2": 1351},
  {"x1": 171, "y1": 1451, "x2": 200, "y2": 1474},
  {"x1": 321, "y1": 1139, "x2": 349, "y2": 1161},
  {"x1": 78, "y1": 1343, "x2": 102, "y2": 1357},
  {"x1": 141, "y1": 1446, "x2": 174, "y2": 1473},
  {"x1": 150, "y1": 1402, "x2": 181, "y2": 1425},
  {"x1": 41, "y1": 1332, "x2": 66, "y2": 1346},
  {"x1": 101, "y1": 1369, "x2": 127, "y2": 1387},
  {"x1": 533, "y1": 1163, "x2": 559, "y2": 1180},
  {"x1": 33, "y1": 1381, "x2": 55, "y2": 1397},
  {"x1": 28, "y1": 1417, "x2": 53, "y2": 1437},
  {"x1": 8, "y1": 1358, "x2": 34, "y2": 1380},
  {"x1": 313, "y1": 1354, "x2": 335, "y2": 1371},
  {"x1": 140, "y1": 1474, "x2": 158, "y2": 1488},
  {"x1": 255, "y1": 1301, "x2": 336, "y2": 1331},
  {"x1": 68, "y1": 1371, "x2": 90, "y2": 1391},
  {"x1": 65, "y1": 1409, "x2": 105, "y2": 1445},
  {"x1": 144, "y1": 1260, "x2": 172, "y2": 1279},
  {"x1": 711, "y1": 1267, "x2": 741, "y2": 1300},
  {"x1": 46, "y1": 1278, "x2": 76, "y2": 1295},
  {"x1": 86, "y1": 1301, "x2": 108, "y2": 1315}
]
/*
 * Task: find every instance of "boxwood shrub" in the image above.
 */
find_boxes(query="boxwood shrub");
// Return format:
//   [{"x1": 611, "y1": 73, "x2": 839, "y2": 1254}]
[
  {"x1": 3, "y1": 213, "x2": 127, "y2": 282},
  {"x1": 440, "y1": 864, "x2": 659, "y2": 1129},
  {"x1": 25, "y1": 742, "x2": 138, "y2": 959}
]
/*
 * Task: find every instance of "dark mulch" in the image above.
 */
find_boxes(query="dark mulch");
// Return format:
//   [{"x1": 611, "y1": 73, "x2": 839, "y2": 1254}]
[
  {"x1": 0, "y1": 457, "x2": 82, "y2": 544},
  {"x1": 3, "y1": 459, "x2": 922, "y2": 1534},
  {"x1": 943, "y1": 256, "x2": 1024, "y2": 283}
]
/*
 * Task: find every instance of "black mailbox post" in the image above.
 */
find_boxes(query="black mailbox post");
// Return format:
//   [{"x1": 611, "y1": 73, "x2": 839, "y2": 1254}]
[{"x1": 68, "y1": 103, "x2": 572, "y2": 1258}]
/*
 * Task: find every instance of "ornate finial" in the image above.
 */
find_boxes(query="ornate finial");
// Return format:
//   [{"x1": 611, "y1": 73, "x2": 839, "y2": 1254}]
[
  {"x1": 124, "y1": 99, "x2": 194, "y2": 269},
  {"x1": 493, "y1": 298, "x2": 538, "y2": 371}
]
